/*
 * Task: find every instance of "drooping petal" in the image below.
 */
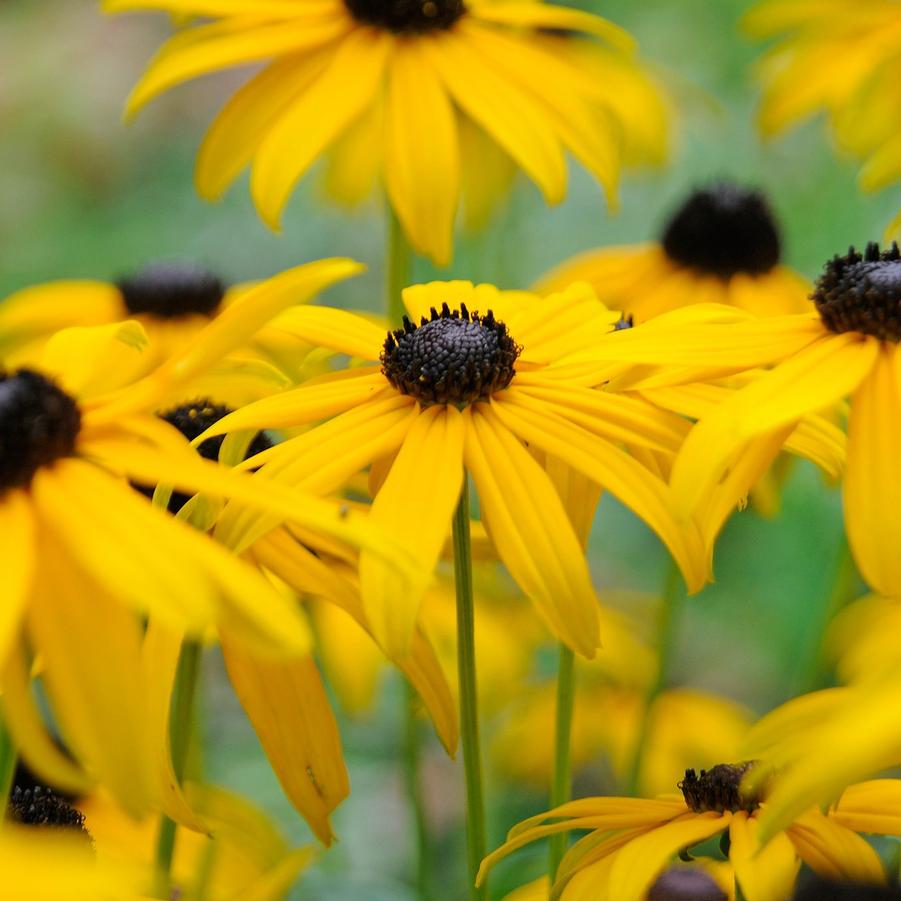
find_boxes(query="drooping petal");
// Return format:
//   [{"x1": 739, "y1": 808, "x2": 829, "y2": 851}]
[
  {"x1": 360, "y1": 405, "x2": 465, "y2": 657},
  {"x1": 463, "y1": 405, "x2": 601, "y2": 657},
  {"x1": 220, "y1": 636, "x2": 349, "y2": 845},
  {"x1": 250, "y1": 28, "x2": 392, "y2": 229},
  {"x1": 729, "y1": 812, "x2": 799, "y2": 901},
  {"x1": 844, "y1": 345, "x2": 901, "y2": 598},
  {"x1": 832, "y1": 780, "x2": 901, "y2": 836},
  {"x1": 268, "y1": 306, "x2": 385, "y2": 360},
  {"x1": 384, "y1": 39, "x2": 459, "y2": 265},
  {"x1": 0, "y1": 490, "x2": 35, "y2": 666}
]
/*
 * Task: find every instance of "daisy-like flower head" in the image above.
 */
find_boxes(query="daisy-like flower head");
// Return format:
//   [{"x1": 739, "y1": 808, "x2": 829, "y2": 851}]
[
  {"x1": 199, "y1": 280, "x2": 707, "y2": 659},
  {"x1": 659, "y1": 240, "x2": 901, "y2": 600},
  {"x1": 536, "y1": 181, "x2": 810, "y2": 321},
  {"x1": 7, "y1": 785, "x2": 91, "y2": 839},
  {"x1": 105, "y1": 0, "x2": 668, "y2": 264},
  {"x1": 116, "y1": 260, "x2": 226, "y2": 319},
  {"x1": 479, "y1": 761, "x2": 899, "y2": 901}
]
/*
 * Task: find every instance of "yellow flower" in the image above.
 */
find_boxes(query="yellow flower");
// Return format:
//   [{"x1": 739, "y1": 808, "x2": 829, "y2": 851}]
[
  {"x1": 662, "y1": 243, "x2": 901, "y2": 601},
  {"x1": 824, "y1": 593, "x2": 901, "y2": 683},
  {"x1": 105, "y1": 0, "x2": 667, "y2": 264},
  {"x1": 479, "y1": 763, "x2": 898, "y2": 901},
  {"x1": 0, "y1": 260, "x2": 416, "y2": 819},
  {"x1": 196, "y1": 281, "x2": 707, "y2": 659},
  {"x1": 744, "y1": 0, "x2": 901, "y2": 236},
  {"x1": 536, "y1": 182, "x2": 810, "y2": 322}
]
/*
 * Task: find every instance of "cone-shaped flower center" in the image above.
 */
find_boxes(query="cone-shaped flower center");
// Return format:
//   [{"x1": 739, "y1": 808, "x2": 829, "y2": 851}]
[
  {"x1": 381, "y1": 303, "x2": 521, "y2": 406},
  {"x1": 661, "y1": 183, "x2": 781, "y2": 280},
  {"x1": 117, "y1": 261, "x2": 225, "y2": 319},
  {"x1": 814, "y1": 242, "x2": 901, "y2": 340},
  {"x1": 153, "y1": 399, "x2": 272, "y2": 513},
  {"x1": 0, "y1": 370, "x2": 81, "y2": 494},
  {"x1": 344, "y1": 0, "x2": 465, "y2": 31},
  {"x1": 7, "y1": 786, "x2": 90, "y2": 839},
  {"x1": 679, "y1": 762, "x2": 763, "y2": 814},
  {"x1": 648, "y1": 869, "x2": 728, "y2": 901}
]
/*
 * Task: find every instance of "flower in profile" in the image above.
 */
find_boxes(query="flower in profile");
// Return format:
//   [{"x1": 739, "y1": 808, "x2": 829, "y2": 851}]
[
  {"x1": 105, "y1": 0, "x2": 668, "y2": 264},
  {"x1": 0, "y1": 260, "x2": 416, "y2": 819},
  {"x1": 198, "y1": 281, "x2": 707, "y2": 659},
  {"x1": 744, "y1": 0, "x2": 901, "y2": 236},
  {"x1": 536, "y1": 181, "x2": 810, "y2": 322},
  {"x1": 665, "y1": 242, "x2": 901, "y2": 601},
  {"x1": 479, "y1": 762, "x2": 898, "y2": 901}
]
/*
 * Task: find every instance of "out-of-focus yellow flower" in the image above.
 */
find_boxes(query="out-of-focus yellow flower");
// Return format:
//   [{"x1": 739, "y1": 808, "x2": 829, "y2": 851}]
[
  {"x1": 492, "y1": 597, "x2": 750, "y2": 797},
  {"x1": 823, "y1": 593, "x2": 901, "y2": 683},
  {"x1": 196, "y1": 281, "x2": 708, "y2": 661},
  {"x1": 536, "y1": 182, "x2": 809, "y2": 323},
  {"x1": 744, "y1": 0, "x2": 901, "y2": 237},
  {"x1": 480, "y1": 763, "x2": 899, "y2": 901},
  {"x1": 105, "y1": 0, "x2": 669, "y2": 264}
]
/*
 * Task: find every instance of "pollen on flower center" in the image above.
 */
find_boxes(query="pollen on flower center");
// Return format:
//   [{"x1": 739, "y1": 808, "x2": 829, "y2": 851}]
[
  {"x1": 381, "y1": 303, "x2": 521, "y2": 406},
  {"x1": 343, "y1": 0, "x2": 465, "y2": 31},
  {"x1": 661, "y1": 182, "x2": 781, "y2": 280},
  {"x1": 116, "y1": 261, "x2": 226, "y2": 319},
  {"x1": 678, "y1": 762, "x2": 765, "y2": 814},
  {"x1": 813, "y1": 242, "x2": 901, "y2": 341},
  {"x1": 0, "y1": 370, "x2": 81, "y2": 494},
  {"x1": 7, "y1": 786, "x2": 91, "y2": 840}
]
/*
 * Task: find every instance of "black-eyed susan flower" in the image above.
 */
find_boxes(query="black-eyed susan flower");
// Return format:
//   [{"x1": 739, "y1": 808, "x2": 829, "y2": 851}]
[
  {"x1": 536, "y1": 182, "x2": 810, "y2": 322},
  {"x1": 479, "y1": 762, "x2": 900, "y2": 901},
  {"x1": 105, "y1": 0, "x2": 668, "y2": 264},
  {"x1": 663, "y1": 243, "x2": 901, "y2": 601},
  {"x1": 0, "y1": 261, "x2": 416, "y2": 820},
  {"x1": 744, "y1": 0, "x2": 901, "y2": 236},
  {"x1": 195, "y1": 281, "x2": 707, "y2": 660}
]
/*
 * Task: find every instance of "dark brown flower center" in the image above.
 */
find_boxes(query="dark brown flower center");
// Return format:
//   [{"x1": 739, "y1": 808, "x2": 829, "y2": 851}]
[
  {"x1": 661, "y1": 183, "x2": 781, "y2": 280},
  {"x1": 344, "y1": 0, "x2": 464, "y2": 30},
  {"x1": 8, "y1": 786, "x2": 90, "y2": 840},
  {"x1": 648, "y1": 869, "x2": 727, "y2": 901},
  {"x1": 381, "y1": 303, "x2": 521, "y2": 406},
  {"x1": 0, "y1": 370, "x2": 81, "y2": 494},
  {"x1": 116, "y1": 261, "x2": 225, "y2": 319},
  {"x1": 678, "y1": 762, "x2": 764, "y2": 814},
  {"x1": 148, "y1": 399, "x2": 272, "y2": 514},
  {"x1": 813, "y1": 242, "x2": 901, "y2": 340}
]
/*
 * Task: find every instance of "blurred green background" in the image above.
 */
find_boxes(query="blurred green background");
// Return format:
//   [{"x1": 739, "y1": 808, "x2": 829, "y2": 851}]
[{"x1": 0, "y1": 0, "x2": 894, "y2": 897}]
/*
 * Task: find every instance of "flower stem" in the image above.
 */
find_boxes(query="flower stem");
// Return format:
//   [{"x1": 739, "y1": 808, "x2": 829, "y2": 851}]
[
  {"x1": 154, "y1": 639, "x2": 203, "y2": 896},
  {"x1": 547, "y1": 644, "x2": 575, "y2": 883},
  {"x1": 626, "y1": 562, "x2": 682, "y2": 796},
  {"x1": 453, "y1": 475, "x2": 487, "y2": 900},
  {"x1": 386, "y1": 204, "x2": 412, "y2": 326},
  {"x1": 403, "y1": 681, "x2": 432, "y2": 900}
]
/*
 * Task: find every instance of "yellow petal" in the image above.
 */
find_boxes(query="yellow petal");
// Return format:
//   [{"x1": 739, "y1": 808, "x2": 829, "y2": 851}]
[
  {"x1": 832, "y1": 780, "x2": 901, "y2": 836},
  {"x1": 728, "y1": 812, "x2": 799, "y2": 901},
  {"x1": 464, "y1": 405, "x2": 600, "y2": 657},
  {"x1": 384, "y1": 39, "x2": 459, "y2": 266},
  {"x1": 0, "y1": 490, "x2": 35, "y2": 666},
  {"x1": 269, "y1": 306, "x2": 385, "y2": 360},
  {"x1": 220, "y1": 637, "x2": 349, "y2": 845},
  {"x1": 845, "y1": 345, "x2": 901, "y2": 598},
  {"x1": 250, "y1": 29, "x2": 391, "y2": 229},
  {"x1": 360, "y1": 405, "x2": 465, "y2": 657}
]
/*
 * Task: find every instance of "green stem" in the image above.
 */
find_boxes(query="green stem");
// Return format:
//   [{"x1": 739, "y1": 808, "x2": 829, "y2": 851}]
[
  {"x1": 798, "y1": 535, "x2": 856, "y2": 693},
  {"x1": 403, "y1": 681, "x2": 431, "y2": 901},
  {"x1": 0, "y1": 717, "x2": 17, "y2": 820},
  {"x1": 453, "y1": 475, "x2": 487, "y2": 901},
  {"x1": 548, "y1": 644, "x2": 576, "y2": 884},
  {"x1": 386, "y1": 204, "x2": 412, "y2": 326},
  {"x1": 154, "y1": 639, "x2": 203, "y2": 898},
  {"x1": 626, "y1": 562, "x2": 682, "y2": 796}
]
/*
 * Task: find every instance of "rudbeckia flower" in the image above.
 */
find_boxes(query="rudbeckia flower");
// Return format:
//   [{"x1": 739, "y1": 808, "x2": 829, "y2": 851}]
[
  {"x1": 479, "y1": 762, "x2": 899, "y2": 901},
  {"x1": 105, "y1": 0, "x2": 667, "y2": 264},
  {"x1": 662, "y1": 242, "x2": 901, "y2": 601},
  {"x1": 744, "y1": 0, "x2": 901, "y2": 236},
  {"x1": 0, "y1": 259, "x2": 416, "y2": 818},
  {"x1": 195, "y1": 281, "x2": 707, "y2": 659},
  {"x1": 536, "y1": 182, "x2": 810, "y2": 322}
]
